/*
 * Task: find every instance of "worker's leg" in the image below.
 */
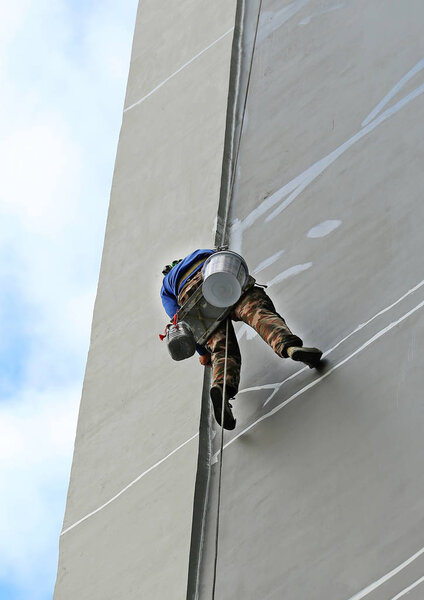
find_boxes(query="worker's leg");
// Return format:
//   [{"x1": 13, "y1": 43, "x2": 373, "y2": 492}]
[
  {"x1": 232, "y1": 286, "x2": 303, "y2": 358},
  {"x1": 206, "y1": 319, "x2": 241, "y2": 396}
]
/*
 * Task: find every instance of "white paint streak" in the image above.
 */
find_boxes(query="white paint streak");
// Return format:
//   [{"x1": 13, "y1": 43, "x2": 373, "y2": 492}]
[
  {"x1": 236, "y1": 323, "x2": 257, "y2": 342},
  {"x1": 324, "y1": 278, "x2": 424, "y2": 358},
  {"x1": 265, "y1": 83, "x2": 424, "y2": 223},
  {"x1": 246, "y1": 327, "x2": 257, "y2": 340},
  {"x1": 61, "y1": 279, "x2": 424, "y2": 534},
  {"x1": 230, "y1": 218, "x2": 243, "y2": 255},
  {"x1": 307, "y1": 219, "x2": 341, "y2": 238},
  {"x1": 262, "y1": 367, "x2": 307, "y2": 406},
  {"x1": 362, "y1": 57, "x2": 424, "y2": 127},
  {"x1": 60, "y1": 432, "x2": 199, "y2": 535},
  {"x1": 267, "y1": 262, "x2": 312, "y2": 287},
  {"x1": 346, "y1": 548, "x2": 424, "y2": 600},
  {"x1": 253, "y1": 249, "x2": 285, "y2": 274},
  {"x1": 299, "y1": 2, "x2": 344, "y2": 25},
  {"x1": 391, "y1": 575, "x2": 424, "y2": 600},
  {"x1": 258, "y1": 0, "x2": 311, "y2": 44},
  {"x1": 214, "y1": 298, "x2": 424, "y2": 461},
  {"x1": 239, "y1": 74, "x2": 424, "y2": 231},
  {"x1": 238, "y1": 383, "x2": 280, "y2": 394},
  {"x1": 253, "y1": 277, "x2": 424, "y2": 406},
  {"x1": 123, "y1": 27, "x2": 234, "y2": 112},
  {"x1": 236, "y1": 323, "x2": 248, "y2": 342}
]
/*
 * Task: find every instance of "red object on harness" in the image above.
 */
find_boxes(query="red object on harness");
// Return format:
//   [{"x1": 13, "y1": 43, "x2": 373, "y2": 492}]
[{"x1": 159, "y1": 313, "x2": 178, "y2": 341}]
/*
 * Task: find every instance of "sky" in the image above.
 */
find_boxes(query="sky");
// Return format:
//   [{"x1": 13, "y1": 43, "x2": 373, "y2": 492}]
[{"x1": 0, "y1": 1, "x2": 138, "y2": 598}]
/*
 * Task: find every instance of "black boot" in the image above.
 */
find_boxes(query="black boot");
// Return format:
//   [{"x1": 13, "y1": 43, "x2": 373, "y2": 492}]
[
  {"x1": 287, "y1": 346, "x2": 323, "y2": 368},
  {"x1": 210, "y1": 385, "x2": 236, "y2": 430}
]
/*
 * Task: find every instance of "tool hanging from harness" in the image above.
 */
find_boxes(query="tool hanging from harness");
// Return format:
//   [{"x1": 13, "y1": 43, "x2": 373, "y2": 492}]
[
  {"x1": 159, "y1": 250, "x2": 256, "y2": 361},
  {"x1": 159, "y1": 313, "x2": 197, "y2": 361}
]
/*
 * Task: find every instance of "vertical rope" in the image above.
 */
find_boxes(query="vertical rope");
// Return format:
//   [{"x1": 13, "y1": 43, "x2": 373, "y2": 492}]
[
  {"x1": 210, "y1": 2, "x2": 263, "y2": 596},
  {"x1": 211, "y1": 318, "x2": 229, "y2": 599},
  {"x1": 221, "y1": 0, "x2": 264, "y2": 245}
]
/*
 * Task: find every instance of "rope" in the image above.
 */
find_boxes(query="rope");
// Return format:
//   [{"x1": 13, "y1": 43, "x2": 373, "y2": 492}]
[
  {"x1": 221, "y1": 0, "x2": 264, "y2": 244},
  {"x1": 210, "y1": 2, "x2": 263, "y2": 595},
  {"x1": 211, "y1": 318, "x2": 229, "y2": 599}
]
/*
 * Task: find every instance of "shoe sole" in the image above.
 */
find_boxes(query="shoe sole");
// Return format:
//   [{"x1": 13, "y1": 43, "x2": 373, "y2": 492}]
[
  {"x1": 291, "y1": 347, "x2": 323, "y2": 368},
  {"x1": 210, "y1": 387, "x2": 236, "y2": 430}
]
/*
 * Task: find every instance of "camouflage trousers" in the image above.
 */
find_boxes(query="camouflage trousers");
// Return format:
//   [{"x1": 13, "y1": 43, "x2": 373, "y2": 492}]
[{"x1": 178, "y1": 271, "x2": 302, "y2": 395}]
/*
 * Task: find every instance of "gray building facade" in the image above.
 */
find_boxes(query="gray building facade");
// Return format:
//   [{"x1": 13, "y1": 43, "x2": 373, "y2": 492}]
[{"x1": 55, "y1": 2, "x2": 424, "y2": 599}]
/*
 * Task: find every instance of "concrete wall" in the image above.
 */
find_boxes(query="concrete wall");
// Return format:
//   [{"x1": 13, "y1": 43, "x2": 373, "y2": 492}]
[
  {"x1": 54, "y1": 2, "x2": 236, "y2": 598},
  {"x1": 197, "y1": 1, "x2": 424, "y2": 599}
]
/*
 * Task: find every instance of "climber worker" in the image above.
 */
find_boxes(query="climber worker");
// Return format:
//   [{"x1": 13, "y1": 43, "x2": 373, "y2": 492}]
[{"x1": 160, "y1": 248, "x2": 322, "y2": 431}]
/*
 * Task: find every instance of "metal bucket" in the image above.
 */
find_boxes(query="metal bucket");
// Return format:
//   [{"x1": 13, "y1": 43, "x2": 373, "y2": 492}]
[
  {"x1": 201, "y1": 251, "x2": 249, "y2": 308},
  {"x1": 166, "y1": 321, "x2": 196, "y2": 361}
]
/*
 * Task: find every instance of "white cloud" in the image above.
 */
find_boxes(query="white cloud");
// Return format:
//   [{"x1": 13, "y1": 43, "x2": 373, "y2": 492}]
[
  {"x1": 0, "y1": 122, "x2": 81, "y2": 225},
  {"x1": 0, "y1": 1, "x2": 32, "y2": 51},
  {"x1": 0, "y1": 386, "x2": 79, "y2": 600},
  {"x1": 0, "y1": 0, "x2": 138, "y2": 597}
]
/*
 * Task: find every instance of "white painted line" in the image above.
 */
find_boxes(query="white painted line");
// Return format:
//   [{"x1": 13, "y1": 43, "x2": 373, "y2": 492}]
[
  {"x1": 307, "y1": 219, "x2": 341, "y2": 238},
  {"x1": 391, "y1": 574, "x2": 424, "y2": 600},
  {"x1": 253, "y1": 249, "x2": 285, "y2": 274},
  {"x1": 239, "y1": 383, "x2": 280, "y2": 394},
  {"x1": 258, "y1": 0, "x2": 311, "y2": 44},
  {"x1": 299, "y1": 2, "x2": 344, "y2": 26},
  {"x1": 236, "y1": 322, "x2": 258, "y2": 341},
  {"x1": 123, "y1": 27, "x2": 234, "y2": 112},
  {"x1": 262, "y1": 367, "x2": 307, "y2": 406},
  {"x1": 323, "y1": 278, "x2": 424, "y2": 358},
  {"x1": 237, "y1": 277, "x2": 424, "y2": 407},
  {"x1": 362, "y1": 57, "x2": 424, "y2": 127},
  {"x1": 62, "y1": 279, "x2": 424, "y2": 535},
  {"x1": 60, "y1": 432, "x2": 199, "y2": 535},
  {"x1": 346, "y1": 547, "x2": 424, "y2": 600},
  {"x1": 213, "y1": 297, "x2": 424, "y2": 460},
  {"x1": 238, "y1": 76, "x2": 424, "y2": 232},
  {"x1": 266, "y1": 262, "x2": 313, "y2": 287},
  {"x1": 264, "y1": 82, "x2": 424, "y2": 223}
]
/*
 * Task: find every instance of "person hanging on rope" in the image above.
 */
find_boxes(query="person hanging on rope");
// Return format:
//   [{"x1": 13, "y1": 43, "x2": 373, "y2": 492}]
[{"x1": 160, "y1": 248, "x2": 322, "y2": 430}]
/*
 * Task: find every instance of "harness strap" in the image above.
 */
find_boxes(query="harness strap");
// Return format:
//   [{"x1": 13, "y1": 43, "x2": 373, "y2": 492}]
[
  {"x1": 177, "y1": 259, "x2": 205, "y2": 292},
  {"x1": 158, "y1": 326, "x2": 168, "y2": 341}
]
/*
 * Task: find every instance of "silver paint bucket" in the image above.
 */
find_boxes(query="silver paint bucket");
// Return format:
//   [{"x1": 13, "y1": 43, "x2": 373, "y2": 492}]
[{"x1": 202, "y1": 251, "x2": 249, "y2": 307}]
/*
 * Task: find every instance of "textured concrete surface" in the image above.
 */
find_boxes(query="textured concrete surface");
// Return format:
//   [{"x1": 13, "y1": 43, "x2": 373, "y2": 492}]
[
  {"x1": 53, "y1": 1, "x2": 237, "y2": 598},
  {"x1": 197, "y1": 1, "x2": 424, "y2": 599}
]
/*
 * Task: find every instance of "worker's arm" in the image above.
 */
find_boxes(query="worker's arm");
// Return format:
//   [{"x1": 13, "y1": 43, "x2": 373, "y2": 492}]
[
  {"x1": 199, "y1": 352, "x2": 211, "y2": 366},
  {"x1": 196, "y1": 343, "x2": 208, "y2": 356},
  {"x1": 160, "y1": 285, "x2": 179, "y2": 319}
]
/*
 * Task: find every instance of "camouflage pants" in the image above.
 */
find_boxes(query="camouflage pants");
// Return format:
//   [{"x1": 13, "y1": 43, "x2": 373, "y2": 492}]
[{"x1": 178, "y1": 272, "x2": 302, "y2": 395}]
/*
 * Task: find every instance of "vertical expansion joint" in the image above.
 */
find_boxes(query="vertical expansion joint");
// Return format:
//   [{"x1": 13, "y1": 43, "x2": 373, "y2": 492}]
[
  {"x1": 215, "y1": 0, "x2": 263, "y2": 249},
  {"x1": 215, "y1": 0, "x2": 246, "y2": 249},
  {"x1": 187, "y1": 1, "x2": 264, "y2": 598}
]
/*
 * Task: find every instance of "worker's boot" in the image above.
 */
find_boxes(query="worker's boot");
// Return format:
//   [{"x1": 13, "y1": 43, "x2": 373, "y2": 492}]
[
  {"x1": 210, "y1": 385, "x2": 236, "y2": 430},
  {"x1": 287, "y1": 346, "x2": 322, "y2": 368}
]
